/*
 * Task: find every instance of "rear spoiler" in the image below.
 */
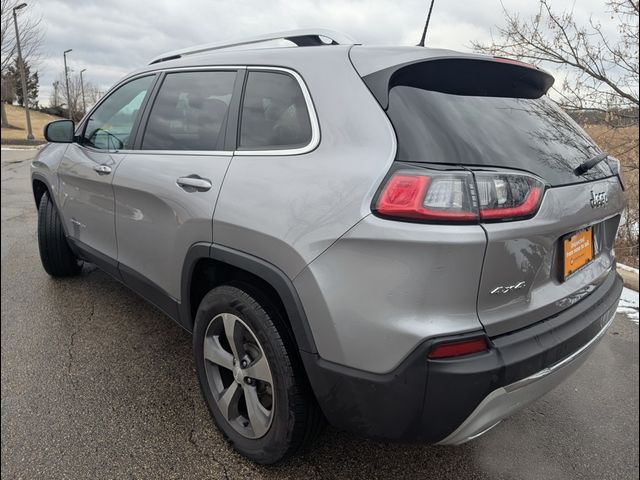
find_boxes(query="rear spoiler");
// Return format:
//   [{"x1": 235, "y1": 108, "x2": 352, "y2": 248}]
[{"x1": 358, "y1": 56, "x2": 555, "y2": 110}]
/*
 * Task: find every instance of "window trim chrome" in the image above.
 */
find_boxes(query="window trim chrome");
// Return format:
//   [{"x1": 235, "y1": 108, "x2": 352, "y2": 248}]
[
  {"x1": 79, "y1": 65, "x2": 319, "y2": 157},
  {"x1": 76, "y1": 72, "x2": 159, "y2": 155},
  {"x1": 125, "y1": 149, "x2": 233, "y2": 157},
  {"x1": 233, "y1": 66, "x2": 320, "y2": 156}
]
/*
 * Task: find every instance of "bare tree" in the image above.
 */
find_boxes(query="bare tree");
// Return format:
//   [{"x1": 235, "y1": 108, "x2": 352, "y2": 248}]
[
  {"x1": 0, "y1": 0, "x2": 43, "y2": 126},
  {"x1": 54, "y1": 70, "x2": 103, "y2": 120},
  {"x1": 473, "y1": 1, "x2": 638, "y2": 114},
  {"x1": 83, "y1": 83, "x2": 103, "y2": 109},
  {"x1": 473, "y1": 0, "x2": 639, "y2": 266}
]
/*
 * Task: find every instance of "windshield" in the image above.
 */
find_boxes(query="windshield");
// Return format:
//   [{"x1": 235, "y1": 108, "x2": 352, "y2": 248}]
[{"x1": 386, "y1": 86, "x2": 613, "y2": 186}]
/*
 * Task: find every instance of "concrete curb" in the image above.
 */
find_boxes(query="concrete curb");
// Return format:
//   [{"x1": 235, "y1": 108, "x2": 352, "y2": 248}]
[
  {"x1": 617, "y1": 265, "x2": 639, "y2": 292},
  {"x1": 0, "y1": 139, "x2": 46, "y2": 146}
]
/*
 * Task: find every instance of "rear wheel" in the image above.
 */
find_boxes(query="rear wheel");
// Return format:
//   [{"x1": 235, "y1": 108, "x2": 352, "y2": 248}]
[
  {"x1": 193, "y1": 285, "x2": 323, "y2": 464},
  {"x1": 37, "y1": 192, "x2": 82, "y2": 277}
]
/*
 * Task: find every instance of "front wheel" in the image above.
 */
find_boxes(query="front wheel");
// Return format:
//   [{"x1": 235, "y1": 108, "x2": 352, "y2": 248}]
[
  {"x1": 37, "y1": 192, "x2": 82, "y2": 277},
  {"x1": 193, "y1": 285, "x2": 323, "y2": 464}
]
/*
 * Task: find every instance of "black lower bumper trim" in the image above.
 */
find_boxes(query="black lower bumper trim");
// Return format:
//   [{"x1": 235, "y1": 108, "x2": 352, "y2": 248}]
[{"x1": 302, "y1": 271, "x2": 623, "y2": 442}]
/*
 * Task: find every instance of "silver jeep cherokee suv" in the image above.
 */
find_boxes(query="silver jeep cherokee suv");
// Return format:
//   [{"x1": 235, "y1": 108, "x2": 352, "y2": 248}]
[{"x1": 32, "y1": 29, "x2": 625, "y2": 464}]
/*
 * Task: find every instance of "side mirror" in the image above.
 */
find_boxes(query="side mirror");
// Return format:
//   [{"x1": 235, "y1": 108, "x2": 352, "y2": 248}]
[{"x1": 44, "y1": 119, "x2": 75, "y2": 143}]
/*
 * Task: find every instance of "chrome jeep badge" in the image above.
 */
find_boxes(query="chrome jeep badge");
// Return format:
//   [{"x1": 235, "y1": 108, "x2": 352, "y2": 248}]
[{"x1": 590, "y1": 190, "x2": 608, "y2": 209}]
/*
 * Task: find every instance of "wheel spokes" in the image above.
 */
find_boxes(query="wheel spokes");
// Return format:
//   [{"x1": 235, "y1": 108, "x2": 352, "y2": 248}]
[
  {"x1": 244, "y1": 354, "x2": 272, "y2": 384},
  {"x1": 218, "y1": 382, "x2": 242, "y2": 421},
  {"x1": 222, "y1": 313, "x2": 244, "y2": 360},
  {"x1": 244, "y1": 385, "x2": 271, "y2": 438},
  {"x1": 203, "y1": 335, "x2": 235, "y2": 371},
  {"x1": 204, "y1": 312, "x2": 275, "y2": 439}
]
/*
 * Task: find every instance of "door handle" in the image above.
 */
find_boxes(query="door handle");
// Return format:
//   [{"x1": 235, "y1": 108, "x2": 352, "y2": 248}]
[
  {"x1": 94, "y1": 164, "x2": 112, "y2": 175},
  {"x1": 176, "y1": 175, "x2": 212, "y2": 192}
]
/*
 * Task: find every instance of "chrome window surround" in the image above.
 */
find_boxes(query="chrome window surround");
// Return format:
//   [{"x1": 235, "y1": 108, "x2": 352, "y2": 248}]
[
  {"x1": 76, "y1": 73, "x2": 158, "y2": 155},
  {"x1": 79, "y1": 65, "x2": 320, "y2": 157},
  {"x1": 233, "y1": 66, "x2": 320, "y2": 156}
]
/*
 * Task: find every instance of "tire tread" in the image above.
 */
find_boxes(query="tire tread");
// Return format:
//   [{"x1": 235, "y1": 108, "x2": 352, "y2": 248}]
[
  {"x1": 194, "y1": 285, "x2": 325, "y2": 464},
  {"x1": 37, "y1": 192, "x2": 81, "y2": 277}
]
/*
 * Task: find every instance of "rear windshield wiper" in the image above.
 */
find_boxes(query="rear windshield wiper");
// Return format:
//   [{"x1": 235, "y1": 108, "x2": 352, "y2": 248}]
[{"x1": 574, "y1": 152, "x2": 608, "y2": 176}]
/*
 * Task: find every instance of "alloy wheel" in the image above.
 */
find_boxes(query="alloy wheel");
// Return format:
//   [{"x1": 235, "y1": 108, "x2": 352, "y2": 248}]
[{"x1": 203, "y1": 313, "x2": 275, "y2": 439}]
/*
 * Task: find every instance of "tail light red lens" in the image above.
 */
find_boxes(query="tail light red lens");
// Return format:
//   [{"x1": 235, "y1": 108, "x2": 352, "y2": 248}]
[
  {"x1": 475, "y1": 172, "x2": 545, "y2": 221},
  {"x1": 428, "y1": 337, "x2": 489, "y2": 359},
  {"x1": 374, "y1": 171, "x2": 478, "y2": 222},
  {"x1": 374, "y1": 169, "x2": 545, "y2": 223}
]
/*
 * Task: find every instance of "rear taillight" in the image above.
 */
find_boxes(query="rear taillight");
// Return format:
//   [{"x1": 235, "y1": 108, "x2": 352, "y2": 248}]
[
  {"x1": 606, "y1": 156, "x2": 625, "y2": 190},
  {"x1": 428, "y1": 337, "x2": 489, "y2": 359},
  {"x1": 606, "y1": 156, "x2": 621, "y2": 175},
  {"x1": 475, "y1": 172, "x2": 544, "y2": 221},
  {"x1": 374, "y1": 171, "x2": 478, "y2": 223},
  {"x1": 374, "y1": 169, "x2": 545, "y2": 223}
]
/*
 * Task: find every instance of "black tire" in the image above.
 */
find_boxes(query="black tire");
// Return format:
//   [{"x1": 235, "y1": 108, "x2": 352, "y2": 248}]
[
  {"x1": 193, "y1": 285, "x2": 324, "y2": 464},
  {"x1": 37, "y1": 192, "x2": 82, "y2": 277}
]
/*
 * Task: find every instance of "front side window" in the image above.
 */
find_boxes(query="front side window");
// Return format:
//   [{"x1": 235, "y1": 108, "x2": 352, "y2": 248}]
[
  {"x1": 82, "y1": 75, "x2": 154, "y2": 150},
  {"x1": 141, "y1": 71, "x2": 236, "y2": 151},
  {"x1": 239, "y1": 71, "x2": 311, "y2": 150}
]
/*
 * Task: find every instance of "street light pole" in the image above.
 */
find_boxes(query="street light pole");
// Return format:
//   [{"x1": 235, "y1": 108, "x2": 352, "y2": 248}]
[
  {"x1": 79, "y1": 68, "x2": 87, "y2": 115},
  {"x1": 63, "y1": 49, "x2": 73, "y2": 120},
  {"x1": 12, "y1": 3, "x2": 34, "y2": 140}
]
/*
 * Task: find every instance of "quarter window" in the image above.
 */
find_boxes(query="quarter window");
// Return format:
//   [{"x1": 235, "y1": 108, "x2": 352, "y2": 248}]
[
  {"x1": 239, "y1": 71, "x2": 312, "y2": 150},
  {"x1": 141, "y1": 71, "x2": 236, "y2": 151},
  {"x1": 82, "y1": 75, "x2": 154, "y2": 150}
]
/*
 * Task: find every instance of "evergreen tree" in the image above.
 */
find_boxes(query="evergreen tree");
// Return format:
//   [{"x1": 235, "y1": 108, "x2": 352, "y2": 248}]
[{"x1": 7, "y1": 58, "x2": 39, "y2": 109}]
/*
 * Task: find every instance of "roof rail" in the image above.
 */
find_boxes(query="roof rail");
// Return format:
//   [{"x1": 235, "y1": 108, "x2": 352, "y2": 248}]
[{"x1": 149, "y1": 28, "x2": 359, "y2": 65}]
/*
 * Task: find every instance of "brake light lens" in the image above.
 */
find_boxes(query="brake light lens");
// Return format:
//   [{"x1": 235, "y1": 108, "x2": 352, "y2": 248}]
[
  {"x1": 492, "y1": 56, "x2": 536, "y2": 69},
  {"x1": 606, "y1": 156, "x2": 625, "y2": 190},
  {"x1": 475, "y1": 172, "x2": 545, "y2": 221},
  {"x1": 428, "y1": 337, "x2": 489, "y2": 359},
  {"x1": 374, "y1": 169, "x2": 545, "y2": 223},
  {"x1": 374, "y1": 171, "x2": 478, "y2": 222}
]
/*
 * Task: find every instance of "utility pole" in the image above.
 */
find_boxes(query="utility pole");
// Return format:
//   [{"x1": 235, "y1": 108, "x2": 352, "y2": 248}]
[
  {"x1": 63, "y1": 49, "x2": 73, "y2": 120},
  {"x1": 12, "y1": 2, "x2": 34, "y2": 140},
  {"x1": 79, "y1": 68, "x2": 87, "y2": 115},
  {"x1": 417, "y1": 0, "x2": 436, "y2": 47}
]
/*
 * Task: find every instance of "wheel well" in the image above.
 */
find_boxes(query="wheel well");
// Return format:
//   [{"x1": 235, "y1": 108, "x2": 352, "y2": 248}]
[
  {"x1": 189, "y1": 258, "x2": 294, "y2": 340},
  {"x1": 32, "y1": 179, "x2": 49, "y2": 207}
]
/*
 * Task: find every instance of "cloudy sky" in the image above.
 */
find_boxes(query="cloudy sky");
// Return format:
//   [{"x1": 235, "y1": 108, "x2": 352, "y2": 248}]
[{"x1": 21, "y1": 0, "x2": 619, "y2": 105}]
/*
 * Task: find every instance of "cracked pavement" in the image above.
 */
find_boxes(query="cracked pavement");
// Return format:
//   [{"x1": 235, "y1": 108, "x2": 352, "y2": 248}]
[{"x1": 1, "y1": 149, "x2": 639, "y2": 480}]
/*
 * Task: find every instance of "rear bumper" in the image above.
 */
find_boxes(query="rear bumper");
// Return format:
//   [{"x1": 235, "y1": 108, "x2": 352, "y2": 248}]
[
  {"x1": 301, "y1": 270, "x2": 623, "y2": 442},
  {"x1": 438, "y1": 307, "x2": 615, "y2": 444}
]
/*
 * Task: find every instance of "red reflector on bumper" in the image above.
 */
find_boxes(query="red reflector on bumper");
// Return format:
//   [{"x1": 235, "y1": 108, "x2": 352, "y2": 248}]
[{"x1": 428, "y1": 337, "x2": 489, "y2": 359}]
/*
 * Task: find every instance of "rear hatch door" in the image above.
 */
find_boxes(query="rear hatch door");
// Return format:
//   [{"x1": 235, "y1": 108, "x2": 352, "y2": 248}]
[{"x1": 352, "y1": 47, "x2": 625, "y2": 336}]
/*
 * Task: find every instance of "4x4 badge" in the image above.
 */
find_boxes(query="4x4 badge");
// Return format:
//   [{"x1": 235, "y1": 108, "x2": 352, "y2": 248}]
[
  {"x1": 490, "y1": 281, "x2": 526, "y2": 295},
  {"x1": 590, "y1": 190, "x2": 608, "y2": 209}
]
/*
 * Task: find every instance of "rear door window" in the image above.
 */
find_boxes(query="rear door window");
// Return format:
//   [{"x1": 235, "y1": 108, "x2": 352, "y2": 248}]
[
  {"x1": 238, "y1": 71, "x2": 312, "y2": 150},
  {"x1": 141, "y1": 71, "x2": 236, "y2": 151}
]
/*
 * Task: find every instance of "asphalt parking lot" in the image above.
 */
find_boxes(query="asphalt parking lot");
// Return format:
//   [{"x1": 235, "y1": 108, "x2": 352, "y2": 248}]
[{"x1": 1, "y1": 148, "x2": 638, "y2": 480}]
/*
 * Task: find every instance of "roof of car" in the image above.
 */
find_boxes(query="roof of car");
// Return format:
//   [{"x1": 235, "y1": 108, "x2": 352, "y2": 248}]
[
  {"x1": 129, "y1": 44, "x2": 486, "y2": 80},
  {"x1": 138, "y1": 28, "x2": 487, "y2": 74}
]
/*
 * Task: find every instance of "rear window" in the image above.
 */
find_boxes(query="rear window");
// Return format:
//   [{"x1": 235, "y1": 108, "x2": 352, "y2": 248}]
[
  {"x1": 386, "y1": 86, "x2": 612, "y2": 186},
  {"x1": 238, "y1": 71, "x2": 311, "y2": 150}
]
